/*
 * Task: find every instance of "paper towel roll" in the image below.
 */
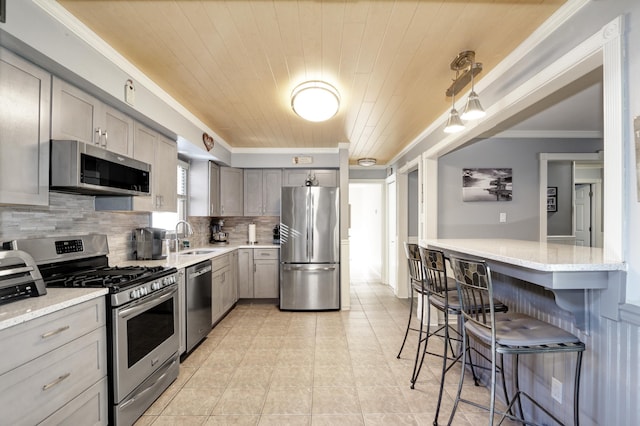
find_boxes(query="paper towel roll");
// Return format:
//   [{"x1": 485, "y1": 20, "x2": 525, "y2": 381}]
[{"x1": 248, "y1": 223, "x2": 256, "y2": 243}]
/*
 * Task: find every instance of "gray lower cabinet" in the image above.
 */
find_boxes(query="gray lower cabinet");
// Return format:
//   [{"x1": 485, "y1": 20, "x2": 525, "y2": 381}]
[
  {"x1": 282, "y1": 169, "x2": 338, "y2": 187},
  {"x1": 0, "y1": 47, "x2": 51, "y2": 206},
  {"x1": 212, "y1": 254, "x2": 234, "y2": 325},
  {"x1": 0, "y1": 298, "x2": 108, "y2": 425},
  {"x1": 177, "y1": 268, "x2": 187, "y2": 355},
  {"x1": 238, "y1": 248, "x2": 279, "y2": 299}
]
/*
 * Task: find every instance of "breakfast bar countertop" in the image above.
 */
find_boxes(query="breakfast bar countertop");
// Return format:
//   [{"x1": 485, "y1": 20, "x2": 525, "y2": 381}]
[
  {"x1": 423, "y1": 239, "x2": 626, "y2": 330},
  {"x1": 424, "y1": 238, "x2": 625, "y2": 272}
]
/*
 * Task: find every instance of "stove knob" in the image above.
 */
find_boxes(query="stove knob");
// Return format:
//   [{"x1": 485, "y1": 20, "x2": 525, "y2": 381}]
[
  {"x1": 152, "y1": 282, "x2": 160, "y2": 291},
  {"x1": 141, "y1": 287, "x2": 148, "y2": 296},
  {"x1": 129, "y1": 290, "x2": 137, "y2": 299}
]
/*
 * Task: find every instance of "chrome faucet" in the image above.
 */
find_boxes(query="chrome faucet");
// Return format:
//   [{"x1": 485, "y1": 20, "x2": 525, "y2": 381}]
[{"x1": 174, "y1": 220, "x2": 194, "y2": 253}]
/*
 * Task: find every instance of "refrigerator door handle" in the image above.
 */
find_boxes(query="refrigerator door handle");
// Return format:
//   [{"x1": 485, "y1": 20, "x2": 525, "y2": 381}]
[
  {"x1": 309, "y1": 193, "x2": 314, "y2": 259},
  {"x1": 282, "y1": 265, "x2": 337, "y2": 272}
]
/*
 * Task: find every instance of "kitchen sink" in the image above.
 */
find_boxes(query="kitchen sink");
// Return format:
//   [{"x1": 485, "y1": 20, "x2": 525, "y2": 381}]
[{"x1": 180, "y1": 248, "x2": 222, "y2": 255}]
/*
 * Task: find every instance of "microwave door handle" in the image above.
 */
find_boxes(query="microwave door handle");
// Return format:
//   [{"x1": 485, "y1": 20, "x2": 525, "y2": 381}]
[{"x1": 118, "y1": 286, "x2": 177, "y2": 320}]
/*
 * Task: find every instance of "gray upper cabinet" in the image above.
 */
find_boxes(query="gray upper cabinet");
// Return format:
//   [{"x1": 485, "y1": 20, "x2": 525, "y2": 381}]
[
  {"x1": 131, "y1": 123, "x2": 177, "y2": 212},
  {"x1": 243, "y1": 169, "x2": 282, "y2": 216},
  {"x1": 0, "y1": 47, "x2": 51, "y2": 206},
  {"x1": 51, "y1": 77, "x2": 133, "y2": 156},
  {"x1": 189, "y1": 160, "x2": 220, "y2": 216},
  {"x1": 282, "y1": 169, "x2": 338, "y2": 187},
  {"x1": 220, "y1": 167, "x2": 243, "y2": 216}
]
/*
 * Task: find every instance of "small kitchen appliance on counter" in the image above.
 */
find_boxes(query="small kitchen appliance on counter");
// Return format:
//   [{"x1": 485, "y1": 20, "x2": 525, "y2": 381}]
[
  {"x1": 273, "y1": 224, "x2": 280, "y2": 244},
  {"x1": 0, "y1": 249, "x2": 47, "y2": 304},
  {"x1": 210, "y1": 219, "x2": 229, "y2": 244},
  {"x1": 133, "y1": 227, "x2": 168, "y2": 260}
]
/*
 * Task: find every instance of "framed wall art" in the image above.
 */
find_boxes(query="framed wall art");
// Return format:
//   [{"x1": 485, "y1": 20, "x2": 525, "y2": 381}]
[
  {"x1": 462, "y1": 168, "x2": 512, "y2": 201},
  {"x1": 547, "y1": 186, "x2": 557, "y2": 212}
]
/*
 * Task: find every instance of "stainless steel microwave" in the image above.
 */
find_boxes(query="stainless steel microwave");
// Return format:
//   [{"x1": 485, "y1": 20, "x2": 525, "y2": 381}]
[{"x1": 50, "y1": 140, "x2": 151, "y2": 196}]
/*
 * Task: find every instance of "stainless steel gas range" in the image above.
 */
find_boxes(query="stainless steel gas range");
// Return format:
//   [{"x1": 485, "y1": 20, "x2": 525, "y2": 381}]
[{"x1": 4, "y1": 234, "x2": 179, "y2": 426}]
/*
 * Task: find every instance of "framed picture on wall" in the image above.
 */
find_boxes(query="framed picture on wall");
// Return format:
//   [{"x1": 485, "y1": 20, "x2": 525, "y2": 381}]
[
  {"x1": 547, "y1": 186, "x2": 557, "y2": 212},
  {"x1": 462, "y1": 168, "x2": 513, "y2": 201}
]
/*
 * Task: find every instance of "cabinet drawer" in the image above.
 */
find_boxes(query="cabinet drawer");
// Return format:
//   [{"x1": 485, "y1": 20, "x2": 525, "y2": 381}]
[
  {"x1": 40, "y1": 376, "x2": 108, "y2": 426},
  {"x1": 254, "y1": 249, "x2": 279, "y2": 260},
  {"x1": 0, "y1": 327, "x2": 107, "y2": 425},
  {"x1": 212, "y1": 253, "x2": 230, "y2": 271},
  {"x1": 0, "y1": 298, "x2": 105, "y2": 375}
]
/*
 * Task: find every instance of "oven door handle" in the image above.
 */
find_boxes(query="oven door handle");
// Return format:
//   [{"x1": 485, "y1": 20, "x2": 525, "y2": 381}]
[{"x1": 118, "y1": 286, "x2": 177, "y2": 320}]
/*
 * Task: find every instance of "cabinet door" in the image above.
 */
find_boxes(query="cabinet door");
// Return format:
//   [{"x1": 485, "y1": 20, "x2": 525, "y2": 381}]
[
  {"x1": 254, "y1": 259, "x2": 279, "y2": 298},
  {"x1": 51, "y1": 77, "x2": 98, "y2": 144},
  {"x1": 230, "y1": 250, "x2": 238, "y2": 304},
  {"x1": 209, "y1": 162, "x2": 220, "y2": 216},
  {"x1": 283, "y1": 169, "x2": 337, "y2": 187},
  {"x1": 220, "y1": 167, "x2": 243, "y2": 216},
  {"x1": 0, "y1": 48, "x2": 50, "y2": 206},
  {"x1": 211, "y1": 269, "x2": 224, "y2": 325},
  {"x1": 243, "y1": 169, "x2": 263, "y2": 216},
  {"x1": 154, "y1": 135, "x2": 177, "y2": 212},
  {"x1": 131, "y1": 123, "x2": 156, "y2": 212},
  {"x1": 102, "y1": 104, "x2": 133, "y2": 156},
  {"x1": 221, "y1": 267, "x2": 234, "y2": 313},
  {"x1": 263, "y1": 169, "x2": 282, "y2": 215},
  {"x1": 237, "y1": 249, "x2": 254, "y2": 298},
  {"x1": 313, "y1": 169, "x2": 338, "y2": 187}
]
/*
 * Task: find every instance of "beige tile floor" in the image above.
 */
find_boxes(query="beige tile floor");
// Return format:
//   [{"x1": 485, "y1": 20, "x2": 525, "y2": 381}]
[{"x1": 136, "y1": 280, "x2": 515, "y2": 425}]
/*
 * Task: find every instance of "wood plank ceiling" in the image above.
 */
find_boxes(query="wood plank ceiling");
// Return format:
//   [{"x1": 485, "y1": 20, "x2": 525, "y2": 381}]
[{"x1": 57, "y1": 0, "x2": 566, "y2": 165}]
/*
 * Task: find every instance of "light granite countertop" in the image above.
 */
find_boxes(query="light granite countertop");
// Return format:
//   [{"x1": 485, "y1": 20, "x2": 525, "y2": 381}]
[
  {"x1": 120, "y1": 243, "x2": 280, "y2": 269},
  {"x1": 424, "y1": 238, "x2": 625, "y2": 272},
  {"x1": 0, "y1": 287, "x2": 107, "y2": 331}
]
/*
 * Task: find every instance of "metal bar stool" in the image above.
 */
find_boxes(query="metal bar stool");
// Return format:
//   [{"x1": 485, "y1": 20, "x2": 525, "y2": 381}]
[
  {"x1": 396, "y1": 243, "x2": 430, "y2": 384},
  {"x1": 448, "y1": 255, "x2": 585, "y2": 426},
  {"x1": 418, "y1": 247, "x2": 508, "y2": 426}
]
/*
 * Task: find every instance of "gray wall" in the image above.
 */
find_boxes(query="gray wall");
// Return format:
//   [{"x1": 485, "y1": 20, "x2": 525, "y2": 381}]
[
  {"x1": 408, "y1": 170, "x2": 419, "y2": 237},
  {"x1": 547, "y1": 161, "x2": 573, "y2": 235},
  {"x1": 437, "y1": 138, "x2": 602, "y2": 239}
]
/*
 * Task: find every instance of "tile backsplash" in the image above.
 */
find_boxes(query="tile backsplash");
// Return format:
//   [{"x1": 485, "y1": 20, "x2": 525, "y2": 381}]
[
  {"x1": 0, "y1": 193, "x2": 280, "y2": 265},
  {"x1": 186, "y1": 216, "x2": 280, "y2": 247},
  {"x1": 0, "y1": 192, "x2": 149, "y2": 263}
]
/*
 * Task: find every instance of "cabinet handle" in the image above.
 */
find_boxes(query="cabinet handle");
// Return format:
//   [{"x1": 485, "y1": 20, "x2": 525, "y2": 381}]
[
  {"x1": 42, "y1": 372, "x2": 71, "y2": 391},
  {"x1": 102, "y1": 129, "x2": 108, "y2": 147},
  {"x1": 94, "y1": 127, "x2": 102, "y2": 145},
  {"x1": 41, "y1": 325, "x2": 70, "y2": 339},
  {"x1": 254, "y1": 264, "x2": 256, "y2": 273}
]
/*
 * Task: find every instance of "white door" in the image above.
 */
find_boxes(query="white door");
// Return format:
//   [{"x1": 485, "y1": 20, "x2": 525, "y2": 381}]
[
  {"x1": 574, "y1": 184, "x2": 592, "y2": 246},
  {"x1": 387, "y1": 178, "x2": 397, "y2": 290},
  {"x1": 348, "y1": 183, "x2": 383, "y2": 282}
]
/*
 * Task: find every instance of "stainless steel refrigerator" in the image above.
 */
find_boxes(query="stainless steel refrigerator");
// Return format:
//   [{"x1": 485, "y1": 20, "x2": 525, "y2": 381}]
[{"x1": 280, "y1": 186, "x2": 340, "y2": 310}]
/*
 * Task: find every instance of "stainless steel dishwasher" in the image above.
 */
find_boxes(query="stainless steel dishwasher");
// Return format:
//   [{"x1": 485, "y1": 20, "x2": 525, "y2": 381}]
[{"x1": 185, "y1": 260, "x2": 212, "y2": 353}]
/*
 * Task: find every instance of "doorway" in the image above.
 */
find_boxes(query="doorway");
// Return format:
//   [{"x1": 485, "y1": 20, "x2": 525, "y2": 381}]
[{"x1": 348, "y1": 182, "x2": 384, "y2": 283}]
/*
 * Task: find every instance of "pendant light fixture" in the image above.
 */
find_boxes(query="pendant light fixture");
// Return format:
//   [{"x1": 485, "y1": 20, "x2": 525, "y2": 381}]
[
  {"x1": 291, "y1": 80, "x2": 340, "y2": 122},
  {"x1": 444, "y1": 92, "x2": 465, "y2": 133},
  {"x1": 461, "y1": 63, "x2": 486, "y2": 120},
  {"x1": 443, "y1": 51, "x2": 484, "y2": 133}
]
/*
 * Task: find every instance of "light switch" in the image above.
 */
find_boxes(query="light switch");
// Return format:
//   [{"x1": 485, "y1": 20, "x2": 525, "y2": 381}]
[{"x1": 499, "y1": 212, "x2": 507, "y2": 223}]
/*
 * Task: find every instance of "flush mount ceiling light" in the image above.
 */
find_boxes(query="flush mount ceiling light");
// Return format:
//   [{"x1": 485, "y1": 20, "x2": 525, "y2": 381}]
[
  {"x1": 444, "y1": 51, "x2": 484, "y2": 133},
  {"x1": 291, "y1": 81, "x2": 340, "y2": 122},
  {"x1": 357, "y1": 158, "x2": 377, "y2": 167}
]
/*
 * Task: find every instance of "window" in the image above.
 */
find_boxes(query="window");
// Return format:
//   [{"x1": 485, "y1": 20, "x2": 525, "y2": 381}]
[{"x1": 152, "y1": 160, "x2": 189, "y2": 231}]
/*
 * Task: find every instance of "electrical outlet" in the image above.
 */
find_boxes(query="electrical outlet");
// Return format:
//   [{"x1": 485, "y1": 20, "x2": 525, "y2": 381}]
[
  {"x1": 551, "y1": 377, "x2": 562, "y2": 403},
  {"x1": 499, "y1": 212, "x2": 507, "y2": 223}
]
